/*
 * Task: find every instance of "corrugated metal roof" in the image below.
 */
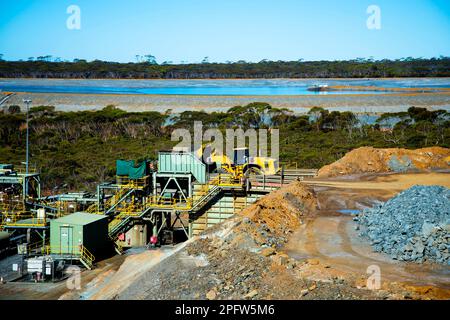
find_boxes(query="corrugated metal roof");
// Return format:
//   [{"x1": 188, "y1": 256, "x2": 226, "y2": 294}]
[{"x1": 51, "y1": 212, "x2": 107, "y2": 225}]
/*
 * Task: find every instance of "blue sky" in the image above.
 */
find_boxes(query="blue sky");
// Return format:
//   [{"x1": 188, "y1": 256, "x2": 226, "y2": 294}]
[{"x1": 0, "y1": 0, "x2": 449, "y2": 63}]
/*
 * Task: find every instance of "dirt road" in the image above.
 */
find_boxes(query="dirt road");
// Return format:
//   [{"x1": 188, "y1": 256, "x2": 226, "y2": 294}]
[{"x1": 306, "y1": 172, "x2": 450, "y2": 193}]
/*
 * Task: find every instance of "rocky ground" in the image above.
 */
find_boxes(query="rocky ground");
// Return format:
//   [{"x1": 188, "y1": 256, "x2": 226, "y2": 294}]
[{"x1": 357, "y1": 185, "x2": 449, "y2": 264}]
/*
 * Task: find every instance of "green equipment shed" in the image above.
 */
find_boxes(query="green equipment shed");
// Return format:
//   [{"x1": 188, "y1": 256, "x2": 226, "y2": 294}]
[{"x1": 50, "y1": 212, "x2": 110, "y2": 258}]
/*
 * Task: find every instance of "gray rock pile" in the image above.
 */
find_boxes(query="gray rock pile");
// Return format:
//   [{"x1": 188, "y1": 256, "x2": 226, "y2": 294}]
[{"x1": 356, "y1": 185, "x2": 449, "y2": 265}]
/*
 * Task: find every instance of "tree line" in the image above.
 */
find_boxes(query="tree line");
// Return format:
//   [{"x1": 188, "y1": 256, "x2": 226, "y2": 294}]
[{"x1": 0, "y1": 57, "x2": 449, "y2": 79}]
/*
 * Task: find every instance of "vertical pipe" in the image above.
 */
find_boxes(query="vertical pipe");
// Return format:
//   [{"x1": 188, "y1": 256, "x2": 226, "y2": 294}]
[
  {"x1": 37, "y1": 176, "x2": 41, "y2": 199},
  {"x1": 188, "y1": 175, "x2": 192, "y2": 198},
  {"x1": 96, "y1": 184, "x2": 100, "y2": 212},
  {"x1": 23, "y1": 99, "x2": 31, "y2": 199},
  {"x1": 26, "y1": 101, "x2": 29, "y2": 176}
]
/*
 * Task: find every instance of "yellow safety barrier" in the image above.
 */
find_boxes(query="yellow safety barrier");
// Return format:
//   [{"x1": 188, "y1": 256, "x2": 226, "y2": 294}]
[
  {"x1": 46, "y1": 244, "x2": 95, "y2": 268},
  {"x1": 144, "y1": 195, "x2": 193, "y2": 210},
  {"x1": 1, "y1": 213, "x2": 46, "y2": 227},
  {"x1": 116, "y1": 176, "x2": 149, "y2": 189},
  {"x1": 209, "y1": 174, "x2": 242, "y2": 187},
  {"x1": 0, "y1": 201, "x2": 26, "y2": 214},
  {"x1": 21, "y1": 241, "x2": 48, "y2": 255},
  {"x1": 86, "y1": 183, "x2": 137, "y2": 214},
  {"x1": 109, "y1": 235, "x2": 124, "y2": 254},
  {"x1": 14, "y1": 164, "x2": 38, "y2": 174}
]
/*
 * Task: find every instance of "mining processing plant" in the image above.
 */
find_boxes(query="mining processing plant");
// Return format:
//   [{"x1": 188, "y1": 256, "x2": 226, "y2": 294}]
[{"x1": 0, "y1": 148, "x2": 316, "y2": 282}]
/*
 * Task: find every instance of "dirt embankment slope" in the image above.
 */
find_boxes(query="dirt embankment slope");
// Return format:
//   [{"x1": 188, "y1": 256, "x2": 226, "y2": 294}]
[{"x1": 318, "y1": 147, "x2": 450, "y2": 178}]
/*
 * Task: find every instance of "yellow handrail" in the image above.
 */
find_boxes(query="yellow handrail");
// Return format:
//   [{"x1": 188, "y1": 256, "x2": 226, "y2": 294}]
[
  {"x1": 144, "y1": 195, "x2": 193, "y2": 209},
  {"x1": 116, "y1": 176, "x2": 149, "y2": 189},
  {"x1": 109, "y1": 235, "x2": 124, "y2": 254},
  {"x1": 46, "y1": 244, "x2": 95, "y2": 266},
  {"x1": 14, "y1": 164, "x2": 38, "y2": 174},
  {"x1": 85, "y1": 187, "x2": 126, "y2": 214},
  {"x1": 80, "y1": 245, "x2": 95, "y2": 265},
  {"x1": 209, "y1": 174, "x2": 242, "y2": 187},
  {"x1": 1, "y1": 213, "x2": 46, "y2": 227}
]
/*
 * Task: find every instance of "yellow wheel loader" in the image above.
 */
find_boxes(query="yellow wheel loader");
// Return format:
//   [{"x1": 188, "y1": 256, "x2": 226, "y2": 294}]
[{"x1": 197, "y1": 145, "x2": 279, "y2": 179}]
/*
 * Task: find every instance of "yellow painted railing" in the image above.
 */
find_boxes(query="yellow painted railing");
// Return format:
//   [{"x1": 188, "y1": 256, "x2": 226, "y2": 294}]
[
  {"x1": 1, "y1": 213, "x2": 46, "y2": 227},
  {"x1": 116, "y1": 176, "x2": 150, "y2": 189},
  {"x1": 85, "y1": 202, "x2": 98, "y2": 214},
  {"x1": 79, "y1": 245, "x2": 95, "y2": 266},
  {"x1": 46, "y1": 244, "x2": 95, "y2": 268},
  {"x1": 108, "y1": 212, "x2": 131, "y2": 231},
  {"x1": 115, "y1": 203, "x2": 144, "y2": 216},
  {"x1": 14, "y1": 164, "x2": 38, "y2": 174},
  {"x1": 0, "y1": 201, "x2": 26, "y2": 214},
  {"x1": 85, "y1": 187, "x2": 126, "y2": 214},
  {"x1": 209, "y1": 174, "x2": 242, "y2": 187},
  {"x1": 108, "y1": 235, "x2": 124, "y2": 254},
  {"x1": 110, "y1": 174, "x2": 237, "y2": 217},
  {"x1": 23, "y1": 241, "x2": 47, "y2": 255},
  {"x1": 144, "y1": 195, "x2": 193, "y2": 210},
  {"x1": 101, "y1": 173, "x2": 244, "y2": 238}
]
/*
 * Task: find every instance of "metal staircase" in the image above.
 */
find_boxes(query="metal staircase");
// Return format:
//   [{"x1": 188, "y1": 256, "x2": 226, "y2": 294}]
[
  {"x1": 190, "y1": 185, "x2": 222, "y2": 212},
  {"x1": 79, "y1": 245, "x2": 95, "y2": 270},
  {"x1": 190, "y1": 193, "x2": 263, "y2": 236},
  {"x1": 106, "y1": 181, "x2": 223, "y2": 245},
  {"x1": 104, "y1": 188, "x2": 135, "y2": 215}
]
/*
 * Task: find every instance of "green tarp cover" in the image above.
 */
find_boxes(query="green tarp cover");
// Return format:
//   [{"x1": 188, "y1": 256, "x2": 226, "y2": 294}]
[{"x1": 116, "y1": 160, "x2": 148, "y2": 179}]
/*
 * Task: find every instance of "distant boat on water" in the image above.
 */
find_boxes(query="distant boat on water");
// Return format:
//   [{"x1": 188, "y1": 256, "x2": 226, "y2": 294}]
[{"x1": 307, "y1": 84, "x2": 330, "y2": 92}]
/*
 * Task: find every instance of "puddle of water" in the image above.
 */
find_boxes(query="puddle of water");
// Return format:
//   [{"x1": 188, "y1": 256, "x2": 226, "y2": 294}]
[{"x1": 337, "y1": 209, "x2": 360, "y2": 215}]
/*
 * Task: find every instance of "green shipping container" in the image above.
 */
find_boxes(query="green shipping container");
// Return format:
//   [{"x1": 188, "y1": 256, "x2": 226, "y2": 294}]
[{"x1": 50, "y1": 212, "x2": 110, "y2": 259}]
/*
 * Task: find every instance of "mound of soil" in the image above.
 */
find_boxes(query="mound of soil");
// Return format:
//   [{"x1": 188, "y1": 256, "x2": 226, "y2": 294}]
[
  {"x1": 318, "y1": 147, "x2": 450, "y2": 178},
  {"x1": 234, "y1": 181, "x2": 318, "y2": 248}
]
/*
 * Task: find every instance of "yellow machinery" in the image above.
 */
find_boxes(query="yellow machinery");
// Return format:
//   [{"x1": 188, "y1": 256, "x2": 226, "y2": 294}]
[{"x1": 197, "y1": 145, "x2": 279, "y2": 179}]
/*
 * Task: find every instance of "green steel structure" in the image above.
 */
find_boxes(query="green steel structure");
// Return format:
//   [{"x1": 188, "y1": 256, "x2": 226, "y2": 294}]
[{"x1": 0, "y1": 165, "x2": 41, "y2": 202}]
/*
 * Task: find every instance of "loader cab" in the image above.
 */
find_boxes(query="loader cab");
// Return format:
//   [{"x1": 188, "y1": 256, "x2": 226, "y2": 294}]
[{"x1": 233, "y1": 148, "x2": 249, "y2": 165}]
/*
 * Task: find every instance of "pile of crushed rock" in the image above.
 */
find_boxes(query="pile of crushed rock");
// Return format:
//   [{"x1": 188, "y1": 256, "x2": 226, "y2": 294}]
[{"x1": 356, "y1": 185, "x2": 449, "y2": 265}]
